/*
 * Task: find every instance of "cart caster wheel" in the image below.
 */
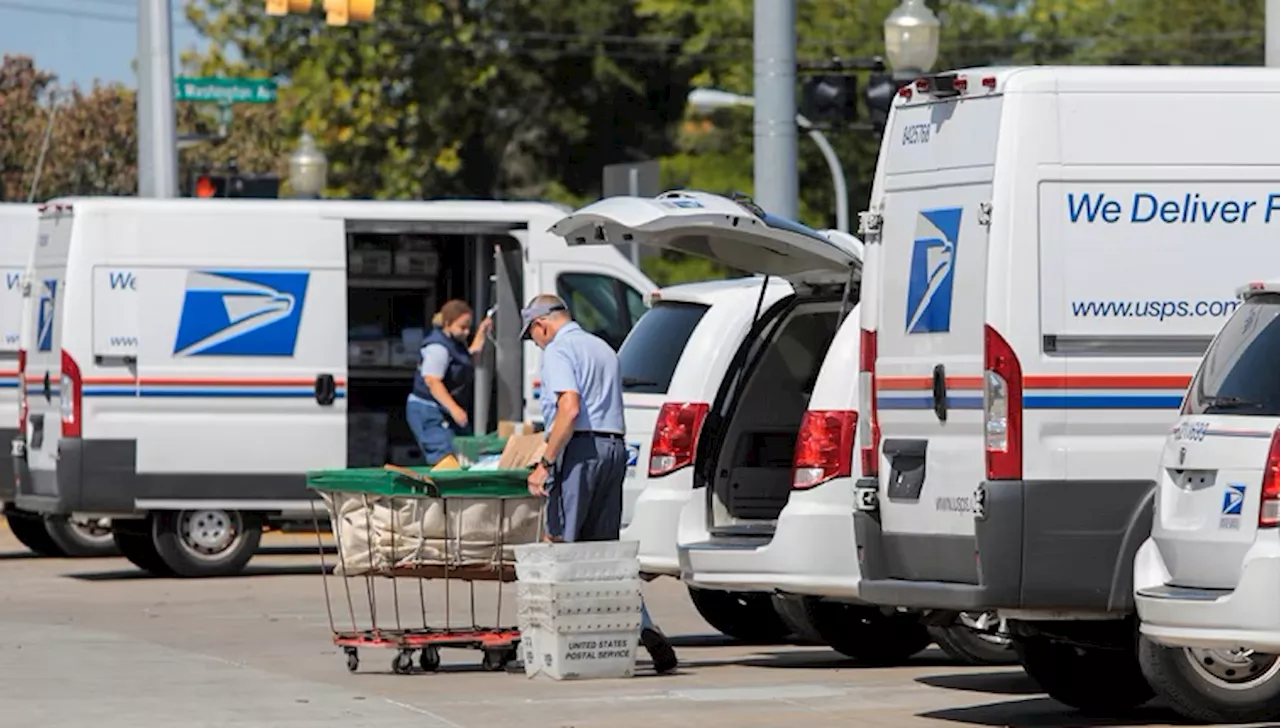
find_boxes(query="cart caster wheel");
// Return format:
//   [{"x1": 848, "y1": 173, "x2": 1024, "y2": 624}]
[
  {"x1": 392, "y1": 650, "x2": 414, "y2": 675},
  {"x1": 345, "y1": 648, "x2": 359, "y2": 673},
  {"x1": 482, "y1": 648, "x2": 513, "y2": 672},
  {"x1": 419, "y1": 646, "x2": 441, "y2": 672}
]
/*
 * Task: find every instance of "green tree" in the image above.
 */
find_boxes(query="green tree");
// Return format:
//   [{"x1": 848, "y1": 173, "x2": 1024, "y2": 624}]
[{"x1": 183, "y1": 0, "x2": 695, "y2": 201}]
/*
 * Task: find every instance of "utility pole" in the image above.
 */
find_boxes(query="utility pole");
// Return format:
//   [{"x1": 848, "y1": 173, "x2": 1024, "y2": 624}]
[
  {"x1": 1269, "y1": 0, "x2": 1280, "y2": 66},
  {"x1": 137, "y1": 0, "x2": 179, "y2": 197},
  {"x1": 752, "y1": 0, "x2": 798, "y2": 220}
]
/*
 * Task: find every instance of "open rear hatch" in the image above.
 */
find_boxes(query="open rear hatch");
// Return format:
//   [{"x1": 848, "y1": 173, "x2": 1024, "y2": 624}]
[
  {"x1": 552, "y1": 191, "x2": 862, "y2": 536},
  {"x1": 1154, "y1": 289, "x2": 1280, "y2": 590}
]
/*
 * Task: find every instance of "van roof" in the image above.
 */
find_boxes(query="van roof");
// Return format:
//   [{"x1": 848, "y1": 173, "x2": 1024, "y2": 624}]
[
  {"x1": 901, "y1": 65, "x2": 1280, "y2": 105},
  {"x1": 38, "y1": 196, "x2": 569, "y2": 225},
  {"x1": 653, "y1": 275, "x2": 793, "y2": 305}
]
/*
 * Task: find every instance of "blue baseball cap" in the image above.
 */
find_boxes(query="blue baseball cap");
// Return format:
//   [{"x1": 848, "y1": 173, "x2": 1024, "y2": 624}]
[{"x1": 520, "y1": 298, "x2": 567, "y2": 340}]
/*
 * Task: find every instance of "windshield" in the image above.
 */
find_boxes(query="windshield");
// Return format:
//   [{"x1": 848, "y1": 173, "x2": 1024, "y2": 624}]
[
  {"x1": 1185, "y1": 294, "x2": 1280, "y2": 416},
  {"x1": 618, "y1": 301, "x2": 709, "y2": 395}
]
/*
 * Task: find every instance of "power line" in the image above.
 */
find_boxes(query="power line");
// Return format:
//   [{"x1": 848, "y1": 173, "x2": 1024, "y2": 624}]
[{"x1": 0, "y1": 0, "x2": 192, "y2": 26}]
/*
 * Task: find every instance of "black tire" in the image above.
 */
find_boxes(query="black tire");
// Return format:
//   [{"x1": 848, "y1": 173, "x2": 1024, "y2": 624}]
[
  {"x1": 1138, "y1": 636, "x2": 1280, "y2": 723},
  {"x1": 150, "y1": 510, "x2": 262, "y2": 578},
  {"x1": 687, "y1": 587, "x2": 791, "y2": 644},
  {"x1": 1015, "y1": 636, "x2": 1154, "y2": 714},
  {"x1": 112, "y1": 529, "x2": 176, "y2": 576},
  {"x1": 807, "y1": 599, "x2": 932, "y2": 664},
  {"x1": 929, "y1": 614, "x2": 1018, "y2": 666},
  {"x1": 43, "y1": 516, "x2": 119, "y2": 557},
  {"x1": 5, "y1": 511, "x2": 65, "y2": 557}
]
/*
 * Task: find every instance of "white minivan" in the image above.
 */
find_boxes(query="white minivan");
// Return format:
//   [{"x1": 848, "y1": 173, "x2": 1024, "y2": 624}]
[
  {"x1": 13, "y1": 197, "x2": 653, "y2": 576},
  {"x1": 1136, "y1": 281, "x2": 1280, "y2": 723},
  {"x1": 547, "y1": 190, "x2": 860, "y2": 639},
  {"x1": 854, "y1": 65, "x2": 1280, "y2": 713},
  {"x1": 615, "y1": 275, "x2": 799, "y2": 641}
]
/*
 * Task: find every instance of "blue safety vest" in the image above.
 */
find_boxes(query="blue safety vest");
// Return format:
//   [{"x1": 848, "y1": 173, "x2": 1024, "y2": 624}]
[{"x1": 411, "y1": 327, "x2": 475, "y2": 415}]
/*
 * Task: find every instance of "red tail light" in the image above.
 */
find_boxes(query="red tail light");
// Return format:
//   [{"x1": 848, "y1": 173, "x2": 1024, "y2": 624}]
[
  {"x1": 60, "y1": 349, "x2": 81, "y2": 438},
  {"x1": 17, "y1": 348, "x2": 27, "y2": 433},
  {"x1": 792, "y1": 410, "x2": 857, "y2": 489},
  {"x1": 649, "y1": 402, "x2": 708, "y2": 477},
  {"x1": 984, "y1": 325, "x2": 1023, "y2": 480},
  {"x1": 1260, "y1": 428, "x2": 1280, "y2": 528},
  {"x1": 858, "y1": 329, "x2": 880, "y2": 476}
]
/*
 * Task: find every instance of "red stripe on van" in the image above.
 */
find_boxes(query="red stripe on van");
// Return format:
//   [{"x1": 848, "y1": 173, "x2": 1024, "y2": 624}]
[
  {"x1": 1023, "y1": 374, "x2": 1192, "y2": 390},
  {"x1": 82, "y1": 376, "x2": 348, "y2": 387}
]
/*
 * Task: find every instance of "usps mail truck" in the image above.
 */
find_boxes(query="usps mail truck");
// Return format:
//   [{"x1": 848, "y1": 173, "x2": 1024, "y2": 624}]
[
  {"x1": 853, "y1": 66, "x2": 1280, "y2": 713},
  {"x1": 12, "y1": 197, "x2": 653, "y2": 576}
]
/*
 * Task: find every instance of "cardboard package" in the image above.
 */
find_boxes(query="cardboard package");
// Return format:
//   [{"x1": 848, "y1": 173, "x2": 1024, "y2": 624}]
[
  {"x1": 497, "y1": 420, "x2": 535, "y2": 438},
  {"x1": 499, "y1": 433, "x2": 546, "y2": 469}
]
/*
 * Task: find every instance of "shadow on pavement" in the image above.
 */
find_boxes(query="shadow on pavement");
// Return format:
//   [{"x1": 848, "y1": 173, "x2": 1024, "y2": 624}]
[
  {"x1": 735, "y1": 646, "x2": 957, "y2": 670},
  {"x1": 667, "y1": 633, "x2": 739, "y2": 648},
  {"x1": 916, "y1": 670, "x2": 1043, "y2": 696},
  {"x1": 0, "y1": 549, "x2": 42, "y2": 560},
  {"x1": 64, "y1": 563, "x2": 331, "y2": 581},
  {"x1": 919, "y1": 697, "x2": 1191, "y2": 728}
]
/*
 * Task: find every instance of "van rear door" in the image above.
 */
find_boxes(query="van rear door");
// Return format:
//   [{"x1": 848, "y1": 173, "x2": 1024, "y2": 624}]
[
  {"x1": 24, "y1": 207, "x2": 73, "y2": 479},
  {"x1": 870, "y1": 94, "x2": 1000, "y2": 581}
]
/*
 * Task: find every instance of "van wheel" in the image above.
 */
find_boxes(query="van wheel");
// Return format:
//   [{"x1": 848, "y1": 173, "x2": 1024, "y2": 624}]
[
  {"x1": 807, "y1": 600, "x2": 931, "y2": 664},
  {"x1": 687, "y1": 587, "x2": 791, "y2": 644},
  {"x1": 5, "y1": 510, "x2": 65, "y2": 557},
  {"x1": 1138, "y1": 636, "x2": 1280, "y2": 723},
  {"x1": 112, "y1": 528, "x2": 176, "y2": 576},
  {"x1": 929, "y1": 612, "x2": 1018, "y2": 666},
  {"x1": 151, "y1": 510, "x2": 261, "y2": 578},
  {"x1": 1015, "y1": 637, "x2": 1153, "y2": 714},
  {"x1": 44, "y1": 516, "x2": 119, "y2": 557}
]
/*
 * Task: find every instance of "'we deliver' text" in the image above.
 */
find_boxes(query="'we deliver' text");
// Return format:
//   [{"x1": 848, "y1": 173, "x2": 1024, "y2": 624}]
[{"x1": 1066, "y1": 192, "x2": 1280, "y2": 224}]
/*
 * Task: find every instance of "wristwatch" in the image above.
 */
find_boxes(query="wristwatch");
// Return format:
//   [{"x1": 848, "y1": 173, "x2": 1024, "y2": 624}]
[{"x1": 538, "y1": 455, "x2": 554, "y2": 470}]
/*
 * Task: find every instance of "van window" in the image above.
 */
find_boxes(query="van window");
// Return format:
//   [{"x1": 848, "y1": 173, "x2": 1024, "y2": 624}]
[
  {"x1": 1185, "y1": 295, "x2": 1280, "y2": 416},
  {"x1": 556, "y1": 272, "x2": 646, "y2": 350},
  {"x1": 618, "y1": 301, "x2": 709, "y2": 395}
]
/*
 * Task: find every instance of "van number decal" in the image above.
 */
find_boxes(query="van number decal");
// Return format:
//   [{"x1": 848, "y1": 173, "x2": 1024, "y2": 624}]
[
  {"x1": 173, "y1": 270, "x2": 310, "y2": 357},
  {"x1": 37, "y1": 279, "x2": 57, "y2": 352},
  {"x1": 905, "y1": 207, "x2": 964, "y2": 334},
  {"x1": 1174, "y1": 421, "x2": 1209, "y2": 442},
  {"x1": 902, "y1": 123, "x2": 931, "y2": 146}
]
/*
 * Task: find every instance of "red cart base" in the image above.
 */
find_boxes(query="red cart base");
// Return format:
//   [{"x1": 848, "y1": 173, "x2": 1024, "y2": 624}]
[{"x1": 335, "y1": 629, "x2": 522, "y2": 674}]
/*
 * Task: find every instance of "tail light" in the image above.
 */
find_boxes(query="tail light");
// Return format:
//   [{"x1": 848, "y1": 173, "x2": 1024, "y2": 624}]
[
  {"x1": 60, "y1": 349, "x2": 81, "y2": 437},
  {"x1": 858, "y1": 329, "x2": 880, "y2": 476},
  {"x1": 792, "y1": 410, "x2": 857, "y2": 489},
  {"x1": 17, "y1": 348, "x2": 27, "y2": 433},
  {"x1": 984, "y1": 325, "x2": 1023, "y2": 480},
  {"x1": 1260, "y1": 428, "x2": 1280, "y2": 528},
  {"x1": 649, "y1": 402, "x2": 708, "y2": 477}
]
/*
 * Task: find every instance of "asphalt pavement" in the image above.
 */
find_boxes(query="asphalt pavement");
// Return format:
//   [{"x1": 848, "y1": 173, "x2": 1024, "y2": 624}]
[{"x1": 0, "y1": 523, "x2": 1238, "y2": 728}]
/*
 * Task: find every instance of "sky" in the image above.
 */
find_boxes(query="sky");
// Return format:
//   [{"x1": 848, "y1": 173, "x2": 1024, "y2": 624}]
[{"x1": 0, "y1": 0, "x2": 207, "y2": 87}]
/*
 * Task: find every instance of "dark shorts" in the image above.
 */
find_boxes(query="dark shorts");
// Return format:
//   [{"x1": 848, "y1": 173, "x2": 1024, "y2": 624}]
[{"x1": 547, "y1": 433, "x2": 627, "y2": 542}]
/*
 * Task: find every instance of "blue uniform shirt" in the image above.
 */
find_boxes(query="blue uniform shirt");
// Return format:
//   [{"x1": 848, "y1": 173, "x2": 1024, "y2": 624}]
[{"x1": 539, "y1": 322, "x2": 625, "y2": 435}]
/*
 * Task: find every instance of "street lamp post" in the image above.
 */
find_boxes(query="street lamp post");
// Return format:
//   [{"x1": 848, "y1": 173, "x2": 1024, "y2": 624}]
[
  {"x1": 687, "y1": 88, "x2": 849, "y2": 234},
  {"x1": 883, "y1": 0, "x2": 941, "y2": 74},
  {"x1": 288, "y1": 133, "x2": 328, "y2": 199}
]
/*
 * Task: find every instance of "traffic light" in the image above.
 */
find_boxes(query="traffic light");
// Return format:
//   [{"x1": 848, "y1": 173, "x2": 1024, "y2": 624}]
[
  {"x1": 187, "y1": 172, "x2": 281, "y2": 199},
  {"x1": 799, "y1": 74, "x2": 858, "y2": 126},
  {"x1": 864, "y1": 72, "x2": 915, "y2": 132}
]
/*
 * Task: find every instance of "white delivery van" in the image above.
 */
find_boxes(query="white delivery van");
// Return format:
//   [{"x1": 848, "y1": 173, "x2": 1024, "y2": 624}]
[
  {"x1": 616, "y1": 275, "x2": 798, "y2": 641},
  {"x1": 854, "y1": 66, "x2": 1280, "y2": 713},
  {"x1": 1135, "y1": 281, "x2": 1280, "y2": 723},
  {"x1": 551, "y1": 190, "x2": 865, "y2": 644},
  {"x1": 12, "y1": 197, "x2": 653, "y2": 577}
]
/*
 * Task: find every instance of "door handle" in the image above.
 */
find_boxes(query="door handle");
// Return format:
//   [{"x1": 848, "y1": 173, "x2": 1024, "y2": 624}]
[
  {"x1": 931, "y1": 364, "x2": 948, "y2": 423},
  {"x1": 314, "y1": 374, "x2": 336, "y2": 406},
  {"x1": 43, "y1": 371, "x2": 51, "y2": 403}
]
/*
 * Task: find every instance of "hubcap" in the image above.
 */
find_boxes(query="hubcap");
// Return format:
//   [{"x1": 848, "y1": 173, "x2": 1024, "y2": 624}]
[
  {"x1": 68, "y1": 517, "x2": 112, "y2": 542},
  {"x1": 177, "y1": 510, "x2": 240, "y2": 558},
  {"x1": 1186, "y1": 647, "x2": 1280, "y2": 689},
  {"x1": 958, "y1": 611, "x2": 1012, "y2": 646}
]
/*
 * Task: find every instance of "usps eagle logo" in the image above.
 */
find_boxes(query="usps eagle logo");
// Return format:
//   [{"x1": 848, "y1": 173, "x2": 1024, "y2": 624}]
[{"x1": 172, "y1": 271, "x2": 310, "y2": 357}]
